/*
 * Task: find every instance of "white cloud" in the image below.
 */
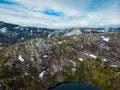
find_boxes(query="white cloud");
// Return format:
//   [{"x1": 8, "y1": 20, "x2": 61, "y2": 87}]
[{"x1": 0, "y1": 0, "x2": 120, "y2": 28}]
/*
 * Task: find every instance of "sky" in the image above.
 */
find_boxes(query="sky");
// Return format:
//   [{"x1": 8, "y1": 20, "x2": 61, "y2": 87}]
[{"x1": 0, "y1": 0, "x2": 120, "y2": 28}]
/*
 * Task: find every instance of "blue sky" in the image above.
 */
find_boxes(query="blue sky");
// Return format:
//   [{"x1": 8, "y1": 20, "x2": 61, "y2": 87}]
[
  {"x1": 43, "y1": 8, "x2": 64, "y2": 16},
  {"x1": 0, "y1": 0, "x2": 120, "y2": 28}
]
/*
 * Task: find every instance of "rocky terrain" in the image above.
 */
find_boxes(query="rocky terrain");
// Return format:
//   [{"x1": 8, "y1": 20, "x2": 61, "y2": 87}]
[{"x1": 0, "y1": 31, "x2": 120, "y2": 90}]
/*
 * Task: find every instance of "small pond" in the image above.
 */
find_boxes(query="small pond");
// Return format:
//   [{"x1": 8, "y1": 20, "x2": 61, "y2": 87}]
[{"x1": 48, "y1": 82, "x2": 101, "y2": 90}]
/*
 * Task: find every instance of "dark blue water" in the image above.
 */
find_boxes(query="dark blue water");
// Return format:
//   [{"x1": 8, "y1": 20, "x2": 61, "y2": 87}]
[{"x1": 48, "y1": 82, "x2": 101, "y2": 90}]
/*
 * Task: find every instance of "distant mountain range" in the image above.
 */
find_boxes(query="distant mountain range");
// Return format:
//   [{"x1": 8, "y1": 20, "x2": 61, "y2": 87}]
[
  {"x1": 0, "y1": 21, "x2": 54, "y2": 44},
  {"x1": 0, "y1": 21, "x2": 120, "y2": 44}
]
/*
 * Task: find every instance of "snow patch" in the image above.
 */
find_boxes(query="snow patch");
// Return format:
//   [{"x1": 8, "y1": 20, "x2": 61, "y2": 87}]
[
  {"x1": 103, "y1": 59, "x2": 107, "y2": 62},
  {"x1": 101, "y1": 36, "x2": 105, "y2": 39},
  {"x1": 78, "y1": 58, "x2": 83, "y2": 61},
  {"x1": 73, "y1": 36, "x2": 76, "y2": 39},
  {"x1": 20, "y1": 27, "x2": 23, "y2": 30},
  {"x1": 39, "y1": 71, "x2": 46, "y2": 78},
  {"x1": 101, "y1": 36, "x2": 110, "y2": 42},
  {"x1": 43, "y1": 55, "x2": 48, "y2": 58},
  {"x1": 110, "y1": 65, "x2": 118, "y2": 68},
  {"x1": 83, "y1": 52, "x2": 97, "y2": 59},
  {"x1": 47, "y1": 33, "x2": 53, "y2": 39},
  {"x1": 0, "y1": 27, "x2": 7, "y2": 33},
  {"x1": 25, "y1": 72, "x2": 28, "y2": 75},
  {"x1": 14, "y1": 26, "x2": 20, "y2": 29},
  {"x1": 103, "y1": 38, "x2": 110, "y2": 42},
  {"x1": 89, "y1": 54, "x2": 97, "y2": 59},
  {"x1": 18, "y1": 55, "x2": 24, "y2": 62},
  {"x1": 58, "y1": 42, "x2": 63, "y2": 44},
  {"x1": 21, "y1": 37, "x2": 24, "y2": 40},
  {"x1": 70, "y1": 60, "x2": 76, "y2": 67},
  {"x1": 30, "y1": 30, "x2": 33, "y2": 34},
  {"x1": 83, "y1": 52, "x2": 89, "y2": 56}
]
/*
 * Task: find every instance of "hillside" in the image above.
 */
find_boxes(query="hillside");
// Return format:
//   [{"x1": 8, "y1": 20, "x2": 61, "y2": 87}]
[{"x1": 0, "y1": 31, "x2": 120, "y2": 90}]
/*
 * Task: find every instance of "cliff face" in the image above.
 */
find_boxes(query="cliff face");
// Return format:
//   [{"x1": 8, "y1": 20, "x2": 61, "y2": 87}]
[{"x1": 0, "y1": 31, "x2": 120, "y2": 90}]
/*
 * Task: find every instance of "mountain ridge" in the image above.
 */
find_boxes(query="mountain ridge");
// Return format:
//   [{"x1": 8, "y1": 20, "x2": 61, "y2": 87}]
[
  {"x1": 0, "y1": 21, "x2": 120, "y2": 45},
  {"x1": 0, "y1": 31, "x2": 120, "y2": 90}
]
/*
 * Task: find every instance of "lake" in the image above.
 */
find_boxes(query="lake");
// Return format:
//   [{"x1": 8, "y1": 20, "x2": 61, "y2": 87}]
[{"x1": 48, "y1": 82, "x2": 101, "y2": 90}]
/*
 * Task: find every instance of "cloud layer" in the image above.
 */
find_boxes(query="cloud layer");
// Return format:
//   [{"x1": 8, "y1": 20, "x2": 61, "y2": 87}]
[{"x1": 0, "y1": 0, "x2": 120, "y2": 28}]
